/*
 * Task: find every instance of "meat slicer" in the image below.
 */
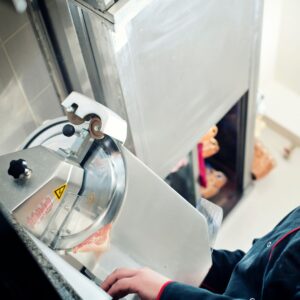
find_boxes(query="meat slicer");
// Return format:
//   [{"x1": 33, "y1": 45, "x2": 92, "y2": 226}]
[{"x1": 0, "y1": 92, "x2": 212, "y2": 297}]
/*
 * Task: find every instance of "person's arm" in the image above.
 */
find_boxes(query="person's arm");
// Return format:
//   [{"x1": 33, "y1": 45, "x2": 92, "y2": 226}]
[
  {"x1": 100, "y1": 260, "x2": 247, "y2": 300},
  {"x1": 201, "y1": 249, "x2": 245, "y2": 293},
  {"x1": 160, "y1": 282, "x2": 246, "y2": 300},
  {"x1": 100, "y1": 249, "x2": 245, "y2": 299}
]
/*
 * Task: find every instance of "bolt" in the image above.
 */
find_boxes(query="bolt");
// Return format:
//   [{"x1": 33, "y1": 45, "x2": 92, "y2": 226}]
[
  {"x1": 66, "y1": 106, "x2": 75, "y2": 113},
  {"x1": 93, "y1": 125, "x2": 101, "y2": 132}
]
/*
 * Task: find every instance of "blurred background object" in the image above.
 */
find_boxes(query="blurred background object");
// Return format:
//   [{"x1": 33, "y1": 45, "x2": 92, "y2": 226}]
[
  {"x1": 12, "y1": 0, "x2": 27, "y2": 13},
  {"x1": 216, "y1": 0, "x2": 300, "y2": 252},
  {"x1": 251, "y1": 141, "x2": 276, "y2": 180}
]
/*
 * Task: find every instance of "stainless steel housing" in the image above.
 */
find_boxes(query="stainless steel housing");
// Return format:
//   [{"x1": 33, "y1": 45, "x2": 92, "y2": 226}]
[
  {"x1": 18, "y1": 120, "x2": 127, "y2": 250},
  {"x1": 19, "y1": 117, "x2": 212, "y2": 286}
]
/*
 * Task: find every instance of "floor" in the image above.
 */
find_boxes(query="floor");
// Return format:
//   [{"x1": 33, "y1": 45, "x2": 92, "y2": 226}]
[
  {"x1": 261, "y1": 80, "x2": 300, "y2": 141},
  {"x1": 214, "y1": 123, "x2": 300, "y2": 252}
]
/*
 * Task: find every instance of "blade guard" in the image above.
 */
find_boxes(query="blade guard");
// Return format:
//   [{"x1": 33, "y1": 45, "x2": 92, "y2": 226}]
[{"x1": 62, "y1": 92, "x2": 127, "y2": 144}]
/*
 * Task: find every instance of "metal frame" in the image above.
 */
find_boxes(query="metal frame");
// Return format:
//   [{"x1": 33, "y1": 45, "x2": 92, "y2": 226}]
[
  {"x1": 236, "y1": 92, "x2": 249, "y2": 193},
  {"x1": 80, "y1": 0, "x2": 116, "y2": 12},
  {"x1": 26, "y1": 1, "x2": 68, "y2": 102},
  {"x1": 35, "y1": 0, "x2": 95, "y2": 98},
  {"x1": 69, "y1": 3, "x2": 105, "y2": 102},
  {"x1": 191, "y1": 147, "x2": 201, "y2": 202},
  {"x1": 243, "y1": 0, "x2": 264, "y2": 190}
]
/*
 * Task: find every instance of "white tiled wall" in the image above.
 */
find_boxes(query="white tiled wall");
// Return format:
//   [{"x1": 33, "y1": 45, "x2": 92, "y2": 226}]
[{"x1": 0, "y1": 1, "x2": 63, "y2": 155}]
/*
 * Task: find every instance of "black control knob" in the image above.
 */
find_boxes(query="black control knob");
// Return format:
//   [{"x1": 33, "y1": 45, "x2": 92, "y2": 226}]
[
  {"x1": 62, "y1": 124, "x2": 76, "y2": 137},
  {"x1": 8, "y1": 159, "x2": 31, "y2": 179}
]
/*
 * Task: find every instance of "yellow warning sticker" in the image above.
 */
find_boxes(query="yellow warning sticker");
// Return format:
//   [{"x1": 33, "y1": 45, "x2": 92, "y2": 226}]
[{"x1": 53, "y1": 183, "x2": 67, "y2": 201}]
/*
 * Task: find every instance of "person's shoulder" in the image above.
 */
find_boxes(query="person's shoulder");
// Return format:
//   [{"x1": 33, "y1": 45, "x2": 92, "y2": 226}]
[
  {"x1": 274, "y1": 206, "x2": 300, "y2": 228},
  {"x1": 287, "y1": 206, "x2": 300, "y2": 219},
  {"x1": 270, "y1": 225, "x2": 300, "y2": 264},
  {"x1": 277, "y1": 232, "x2": 300, "y2": 269},
  {"x1": 264, "y1": 232, "x2": 300, "y2": 299}
]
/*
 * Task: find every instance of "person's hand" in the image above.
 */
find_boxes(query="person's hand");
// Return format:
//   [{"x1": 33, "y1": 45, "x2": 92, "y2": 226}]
[{"x1": 101, "y1": 267, "x2": 171, "y2": 300}]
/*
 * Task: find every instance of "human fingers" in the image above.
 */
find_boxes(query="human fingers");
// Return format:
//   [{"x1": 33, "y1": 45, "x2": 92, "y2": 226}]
[
  {"x1": 108, "y1": 267, "x2": 171, "y2": 300},
  {"x1": 107, "y1": 277, "x2": 136, "y2": 299},
  {"x1": 101, "y1": 268, "x2": 138, "y2": 291}
]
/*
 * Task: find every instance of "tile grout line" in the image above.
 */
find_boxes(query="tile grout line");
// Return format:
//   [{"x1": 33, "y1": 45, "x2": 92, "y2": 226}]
[
  {"x1": 2, "y1": 44, "x2": 40, "y2": 126},
  {"x1": 31, "y1": 83, "x2": 52, "y2": 104},
  {"x1": 3, "y1": 21, "x2": 30, "y2": 45}
]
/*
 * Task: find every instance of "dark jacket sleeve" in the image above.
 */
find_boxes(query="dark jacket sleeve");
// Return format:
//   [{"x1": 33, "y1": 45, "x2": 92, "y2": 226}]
[
  {"x1": 262, "y1": 236, "x2": 300, "y2": 300},
  {"x1": 201, "y1": 249, "x2": 245, "y2": 293},
  {"x1": 159, "y1": 249, "x2": 246, "y2": 300},
  {"x1": 160, "y1": 282, "x2": 246, "y2": 300}
]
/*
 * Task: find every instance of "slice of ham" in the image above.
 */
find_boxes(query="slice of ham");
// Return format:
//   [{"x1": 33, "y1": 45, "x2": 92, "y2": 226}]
[{"x1": 72, "y1": 223, "x2": 112, "y2": 254}]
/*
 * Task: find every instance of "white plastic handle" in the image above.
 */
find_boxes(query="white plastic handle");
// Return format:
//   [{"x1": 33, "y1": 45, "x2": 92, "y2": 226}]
[{"x1": 62, "y1": 92, "x2": 127, "y2": 144}]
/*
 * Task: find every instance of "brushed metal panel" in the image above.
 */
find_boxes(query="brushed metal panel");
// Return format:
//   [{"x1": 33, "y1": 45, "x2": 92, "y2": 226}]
[
  {"x1": 85, "y1": 0, "x2": 257, "y2": 176},
  {"x1": 44, "y1": 0, "x2": 95, "y2": 98}
]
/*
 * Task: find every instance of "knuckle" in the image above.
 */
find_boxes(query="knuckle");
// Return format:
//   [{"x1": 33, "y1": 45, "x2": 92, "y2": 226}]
[
  {"x1": 113, "y1": 268, "x2": 121, "y2": 274},
  {"x1": 116, "y1": 278, "x2": 129, "y2": 291}
]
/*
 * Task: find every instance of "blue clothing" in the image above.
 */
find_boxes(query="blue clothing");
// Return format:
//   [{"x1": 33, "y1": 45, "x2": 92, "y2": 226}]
[{"x1": 161, "y1": 207, "x2": 300, "y2": 300}]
